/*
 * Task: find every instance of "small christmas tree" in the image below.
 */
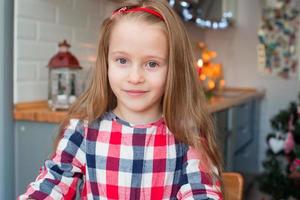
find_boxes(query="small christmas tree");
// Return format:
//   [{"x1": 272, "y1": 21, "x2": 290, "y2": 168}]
[{"x1": 257, "y1": 94, "x2": 300, "y2": 199}]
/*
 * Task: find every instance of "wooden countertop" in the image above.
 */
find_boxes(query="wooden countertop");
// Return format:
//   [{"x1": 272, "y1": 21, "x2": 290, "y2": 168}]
[
  {"x1": 14, "y1": 87, "x2": 265, "y2": 123},
  {"x1": 207, "y1": 87, "x2": 265, "y2": 113}
]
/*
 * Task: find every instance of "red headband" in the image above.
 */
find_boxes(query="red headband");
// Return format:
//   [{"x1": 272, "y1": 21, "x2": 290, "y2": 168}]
[{"x1": 112, "y1": 6, "x2": 164, "y2": 20}]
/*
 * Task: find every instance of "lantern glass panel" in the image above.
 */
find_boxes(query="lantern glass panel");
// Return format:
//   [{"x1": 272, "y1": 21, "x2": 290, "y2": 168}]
[{"x1": 48, "y1": 68, "x2": 80, "y2": 110}]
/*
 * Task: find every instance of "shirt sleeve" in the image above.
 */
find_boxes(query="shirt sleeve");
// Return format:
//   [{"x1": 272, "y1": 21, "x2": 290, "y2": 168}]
[
  {"x1": 176, "y1": 145, "x2": 223, "y2": 200},
  {"x1": 18, "y1": 119, "x2": 86, "y2": 200}
]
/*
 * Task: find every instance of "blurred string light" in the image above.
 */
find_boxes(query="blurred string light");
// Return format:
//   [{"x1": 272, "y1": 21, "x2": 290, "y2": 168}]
[
  {"x1": 169, "y1": 0, "x2": 175, "y2": 7},
  {"x1": 195, "y1": 12, "x2": 232, "y2": 29},
  {"x1": 183, "y1": 8, "x2": 193, "y2": 21},
  {"x1": 180, "y1": 1, "x2": 189, "y2": 8},
  {"x1": 169, "y1": 0, "x2": 233, "y2": 29}
]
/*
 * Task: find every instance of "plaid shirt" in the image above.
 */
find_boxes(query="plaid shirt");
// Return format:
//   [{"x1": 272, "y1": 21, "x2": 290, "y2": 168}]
[{"x1": 19, "y1": 111, "x2": 222, "y2": 200}]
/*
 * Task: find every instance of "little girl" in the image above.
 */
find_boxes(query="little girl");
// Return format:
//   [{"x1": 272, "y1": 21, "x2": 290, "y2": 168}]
[{"x1": 20, "y1": 0, "x2": 223, "y2": 199}]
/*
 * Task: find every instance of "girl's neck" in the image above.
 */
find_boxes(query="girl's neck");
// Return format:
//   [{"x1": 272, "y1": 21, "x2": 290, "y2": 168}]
[{"x1": 112, "y1": 106, "x2": 163, "y2": 125}]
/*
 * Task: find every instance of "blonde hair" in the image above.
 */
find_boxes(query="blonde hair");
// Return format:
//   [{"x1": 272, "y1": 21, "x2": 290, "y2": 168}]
[{"x1": 55, "y1": 0, "x2": 223, "y2": 192}]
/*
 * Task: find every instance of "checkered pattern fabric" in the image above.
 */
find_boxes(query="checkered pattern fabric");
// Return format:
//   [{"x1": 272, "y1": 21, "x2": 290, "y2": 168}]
[{"x1": 19, "y1": 111, "x2": 222, "y2": 200}]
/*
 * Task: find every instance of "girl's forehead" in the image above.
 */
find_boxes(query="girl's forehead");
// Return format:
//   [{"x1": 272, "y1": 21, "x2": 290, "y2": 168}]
[
  {"x1": 109, "y1": 19, "x2": 168, "y2": 57},
  {"x1": 111, "y1": 18, "x2": 166, "y2": 35}
]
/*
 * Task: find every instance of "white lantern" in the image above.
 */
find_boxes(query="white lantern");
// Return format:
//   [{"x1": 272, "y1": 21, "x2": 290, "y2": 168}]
[{"x1": 47, "y1": 40, "x2": 82, "y2": 111}]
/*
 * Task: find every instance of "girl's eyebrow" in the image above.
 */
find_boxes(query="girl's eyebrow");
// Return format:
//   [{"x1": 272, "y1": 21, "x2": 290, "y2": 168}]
[
  {"x1": 110, "y1": 50, "x2": 130, "y2": 56},
  {"x1": 143, "y1": 55, "x2": 167, "y2": 62},
  {"x1": 110, "y1": 51, "x2": 166, "y2": 61}
]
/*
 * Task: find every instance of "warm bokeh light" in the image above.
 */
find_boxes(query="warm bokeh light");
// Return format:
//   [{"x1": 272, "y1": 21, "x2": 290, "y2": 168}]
[
  {"x1": 211, "y1": 51, "x2": 217, "y2": 58},
  {"x1": 197, "y1": 41, "x2": 224, "y2": 93},
  {"x1": 220, "y1": 79, "x2": 226, "y2": 87},
  {"x1": 208, "y1": 80, "x2": 215, "y2": 90},
  {"x1": 200, "y1": 74, "x2": 206, "y2": 81},
  {"x1": 197, "y1": 59, "x2": 203, "y2": 67}
]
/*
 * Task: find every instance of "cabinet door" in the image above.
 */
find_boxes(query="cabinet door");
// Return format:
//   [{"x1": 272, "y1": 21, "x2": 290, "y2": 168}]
[
  {"x1": 213, "y1": 109, "x2": 232, "y2": 171},
  {"x1": 15, "y1": 121, "x2": 58, "y2": 196},
  {"x1": 232, "y1": 102, "x2": 254, "y2": 153},
  {"x1": 232, "y1": 100, "x2": 260, "y2": 173}
]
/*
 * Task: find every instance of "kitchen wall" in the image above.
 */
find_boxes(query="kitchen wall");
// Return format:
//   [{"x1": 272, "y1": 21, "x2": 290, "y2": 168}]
[{"x1": 204, "y1": 0, "x2": 300, "y2": 171}]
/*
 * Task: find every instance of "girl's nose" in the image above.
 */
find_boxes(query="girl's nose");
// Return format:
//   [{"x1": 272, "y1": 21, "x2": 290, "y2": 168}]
[{"x1": 127, "y1": 66, "x2": 145, "y2": 84}]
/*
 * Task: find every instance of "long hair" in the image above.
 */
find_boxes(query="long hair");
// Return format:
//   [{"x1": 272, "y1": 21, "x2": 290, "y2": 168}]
[{"x1": 55, "y1": 0, "x2": 223, "y2": 191}]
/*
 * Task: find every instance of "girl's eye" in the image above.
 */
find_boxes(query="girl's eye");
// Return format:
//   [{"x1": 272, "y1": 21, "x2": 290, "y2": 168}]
[
  {"x1": 147, "y1": 61, "x2": 159, "y2": 69},
  {"x1": 116, "y1": 58, "x2": 127, "y2": 64}
]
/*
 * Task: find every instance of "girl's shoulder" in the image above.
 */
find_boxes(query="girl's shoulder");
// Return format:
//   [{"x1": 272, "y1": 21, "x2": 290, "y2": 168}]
[
  {"x1": 62, "y1": 111, "x2": 114, "y2": 133},
  {"x1": 64, "y1": 118, "x2": 88, "y2": 135},
  {"x1": 86, "y1": 111, "x2": 114, "y2": 128},
  {"x1": 69, "y1": 111, "x2": 116, "y2": 132}
]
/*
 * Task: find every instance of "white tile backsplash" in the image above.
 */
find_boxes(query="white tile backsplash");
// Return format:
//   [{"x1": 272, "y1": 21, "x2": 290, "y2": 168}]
[
  {"x1": 17, "y1": 19, "x2": 37, "y2": 40},
  {"x1": 17, "y1": 40, "x2": 56, "y2": 61},
  {"x1": 16, "y1": 81, "x2": 48, "y2": 102},
  {"x1": 37, "y1": 63, "x2": 49, "y2": 81},
  {"x1": 58, "y1": 8, "x2": 88, "y2": 28},
  {"x1": 53, "y1": 0, "x2": 74, "y2": 9},
  {"x1": 73, "y1": 28, "x2": 98, "y2": 46},
  {"x1": 88, "y1": 14, "x2": 104, "y2": 29},
  {"x1": 16, "y1": 61, "x2": 38, "y2": 81},
  {"x1": 17, "y1": 0, "x2": 56, "y2": 22},
  {"x1": 38, "y1": 22, "x2": 73, "y2": 42},
  {"x1": 14, "y1": 0, "x2": 116, "y2": 103},
  {"x1": 74, "y1": 0, "x2": 102, "y2": 14},
  {"x1": 70, "y1": 46, "x2": 94, "y2": 62}
]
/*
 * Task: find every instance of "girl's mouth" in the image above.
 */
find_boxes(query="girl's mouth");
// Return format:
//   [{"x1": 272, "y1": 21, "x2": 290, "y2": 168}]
[{"x1": 124, "y1": 90, "x2": 148, "y2": 96}]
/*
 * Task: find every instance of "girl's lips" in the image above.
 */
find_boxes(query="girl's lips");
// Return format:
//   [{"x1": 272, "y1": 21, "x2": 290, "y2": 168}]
[{"x1": 124, "y1": 90, "x2": 148, "y2": 96}]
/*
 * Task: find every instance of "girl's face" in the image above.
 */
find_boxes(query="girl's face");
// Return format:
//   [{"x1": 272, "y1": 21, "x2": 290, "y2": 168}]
[{"x1": 108, "y1": 19, "x2": 168, "y2": 118}]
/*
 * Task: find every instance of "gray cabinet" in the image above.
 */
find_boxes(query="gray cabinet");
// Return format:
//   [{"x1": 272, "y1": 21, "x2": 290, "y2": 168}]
[
  {"x1": 15, "y1": 121, "x2": 58, "y2": 196},
  {"x1": 214, "y1": 99, "x2": 261, "y2": 173},
  {"x1": 231, "y1": 99, "x2": 260, "y2": 173}
]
